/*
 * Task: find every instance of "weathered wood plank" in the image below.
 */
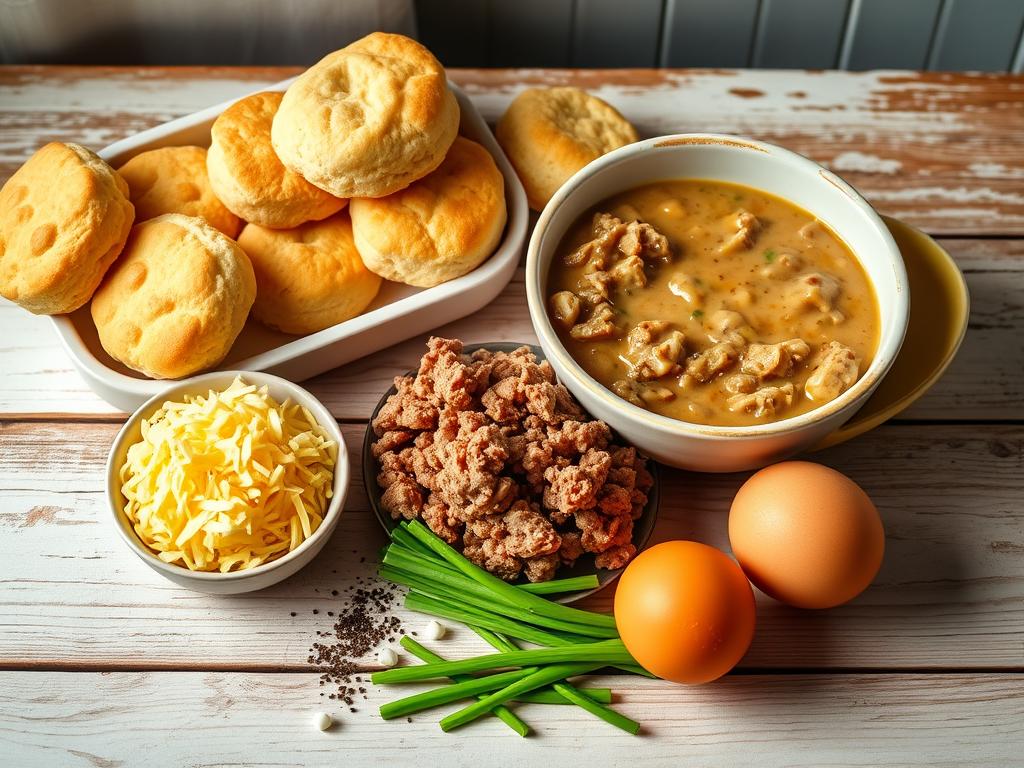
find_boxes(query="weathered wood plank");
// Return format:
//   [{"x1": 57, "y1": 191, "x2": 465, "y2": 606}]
[
  {"x1": 0, "y1": 671, "x2": 1020, "y2": 767},
  {"x1": 455, "y1": 69, "x2": 1024, "y2": 236},
  {"x1": 2, "y1": 238, "x2": 1018, "y2": 420},
  {"x1": 2, "y1": 67, "x2": 1023, "y2": 234},
  {"x1": 0, "y1": 421, "x2": 1021, "y2": 669}
]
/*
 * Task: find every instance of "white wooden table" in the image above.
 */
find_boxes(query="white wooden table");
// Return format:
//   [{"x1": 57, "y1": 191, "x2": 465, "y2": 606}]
[{"x1": 0, "y1": 66, "x2": 1022, "y2": 767}]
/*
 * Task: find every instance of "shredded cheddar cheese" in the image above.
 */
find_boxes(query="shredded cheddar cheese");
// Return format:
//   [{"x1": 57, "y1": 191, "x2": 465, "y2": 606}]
[{"x1": 119, "y1": 377, "x2": 337, "y2": 572}]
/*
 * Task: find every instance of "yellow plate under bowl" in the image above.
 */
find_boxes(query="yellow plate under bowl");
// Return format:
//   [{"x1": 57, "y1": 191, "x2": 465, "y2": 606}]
[{"x1": 813, "y1": 216, "x2": 970, "y2": 450}]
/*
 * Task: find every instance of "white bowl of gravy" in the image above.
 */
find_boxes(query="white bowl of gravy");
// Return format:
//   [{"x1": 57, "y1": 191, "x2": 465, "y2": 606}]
[{"x1": 526, "y1": 134, "x2": 908, "y2": 472}]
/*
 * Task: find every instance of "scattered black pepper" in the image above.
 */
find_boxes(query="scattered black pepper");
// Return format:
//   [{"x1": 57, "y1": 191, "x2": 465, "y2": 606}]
[
  {"x1": 313, "y1": 609, "x2": 319, "y2": 615},
  {"x1": 307, "y1": 581, "x2": 403, "y2": 708},
  {"x1": 290, "y1": 612, "x2": 297, "y2": 617}
]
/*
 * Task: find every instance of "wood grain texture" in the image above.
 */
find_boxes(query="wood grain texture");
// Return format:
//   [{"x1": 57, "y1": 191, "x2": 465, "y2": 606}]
[
  {"x1": 2, "y1": 238, "x2": 1019, "y2": 420},
  {"x1": 0, "y1": 421, "x2": 1021, "y2": 670},
  {"x1": 3, "y1": 67, "x2": 1023, "y2": 235},
  {"x1": 0, "y1": 65, "x2": 1021, "y2": 764},
  {"x1": 0, "y1": 671, "x2": 1020, "y2": 767}
]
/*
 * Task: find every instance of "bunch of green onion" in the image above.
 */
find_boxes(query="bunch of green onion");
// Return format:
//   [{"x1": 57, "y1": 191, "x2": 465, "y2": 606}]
[{"x1": 371, "y1": 519, "x2": 647, "y2": 735}]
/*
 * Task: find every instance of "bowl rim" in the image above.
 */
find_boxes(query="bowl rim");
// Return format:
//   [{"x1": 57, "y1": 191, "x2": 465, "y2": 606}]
[
  {"x1": 105, "y1": 370, "x2": 349, "y2": 582},
  {"x1": 360, "y1": 341, "x2": 661, "y2": 601},
  {"x1": 526, "y1": 132, "x2": 910, "y2": 440}
]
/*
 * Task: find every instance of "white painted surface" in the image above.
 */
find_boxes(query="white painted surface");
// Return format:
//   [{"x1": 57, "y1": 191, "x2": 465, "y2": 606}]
[
  {"x1": 0, "y1": 671, "x2": 1020, "y2": 767},
  {"x1": 0, "y1": 67, "x2": 1022, "y2": 766}
]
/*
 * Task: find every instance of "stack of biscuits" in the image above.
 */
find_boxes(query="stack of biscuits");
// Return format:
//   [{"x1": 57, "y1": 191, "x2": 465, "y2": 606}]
[{"x1": 0, "y1": 32, "x2": 509, "y2": 379}]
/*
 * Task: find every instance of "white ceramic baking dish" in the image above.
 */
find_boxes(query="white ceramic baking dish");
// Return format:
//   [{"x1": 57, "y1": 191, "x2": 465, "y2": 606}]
[{"x1": 51, "y1": 81, "x2": 528, "y2": 412}]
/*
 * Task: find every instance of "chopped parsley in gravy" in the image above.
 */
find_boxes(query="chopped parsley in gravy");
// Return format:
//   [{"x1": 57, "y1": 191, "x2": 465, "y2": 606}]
[{"x1": 546, "y1": 179, "x2": 880, "y2": 427}]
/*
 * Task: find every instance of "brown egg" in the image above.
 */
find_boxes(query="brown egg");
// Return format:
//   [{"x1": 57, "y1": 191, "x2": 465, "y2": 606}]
[{"x1": 728, "y1": 461, "x2": 884, "y2": 609}]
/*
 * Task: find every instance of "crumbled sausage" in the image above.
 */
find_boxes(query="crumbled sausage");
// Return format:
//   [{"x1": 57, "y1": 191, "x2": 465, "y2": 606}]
[
  {"x1": 685, "y1": 342, "x2": 739, "y2": 383},
  {"x1": 790, "y1": 272, "x2": 842, "y2": 315},
  {"x1": 612, "y1": 379, "x2": 643, "y2": 406},
  {"x1": 379, "y1": 475, "x2": 424, "y2": 521},
  {"x1": 566, "y1": 213, "x2": 671, "y2": 270},
  {"x1": 706, "y1": 309, "x2": 754, "y2": 347},
  {"x1": 594, "y1": 543, "x2": 637, "y2": 570},
  {"x1": 741, "y1": 338, "x2": 810, "y2": 380},
  {"x1": 373, "y1": 376, "x2": 439, "y2": 435},
  {"x1": 718, "y1": 210, "x2": 761, "y2": 254},
  {"x1": 578, "y1": 270, "x2": 613, "y2": 304},
  {"x1": 805, "y1": 341, "x2": 859, "y2": 403},
  {"x1": 619, "y1": 219, "x2": 671, "y2": 263},
  {"x1": 723, "y1": 373, "x2": 757, "y2": 394},
  {"x1": 565, "y1": 213, "x2": 624, "y2": 269},
  {"x1": 371, "y1": 338, "x2": 651, "y2": 581},
  {"x1": 570, "y1": 302, "x2": 618, "y2": 340},
  {"x1": 549, "y1": 291, "x2": 581, "y2": 327},
  {"x1": 624, "y1": 321, "x2": 685, "y2": 381},
  {"x1": 501, "y1": 501, "x2": 562, "y2": 558},
  {"x1": 727, "y1": 382, "x2": 796, "y2": 418},
  {"x1": 638, "y1": 384, "x2": 676, "y2": 404},
  {"x1": 523, "y1": 554, "x2": 560, "y2": 582},
  {"x1": 609, "y1": 254, "x2": 647, "y2": 289}
]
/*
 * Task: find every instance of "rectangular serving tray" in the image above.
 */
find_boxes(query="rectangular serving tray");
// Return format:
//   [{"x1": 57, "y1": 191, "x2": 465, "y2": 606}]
[{"x1": 50, "y1": 80, "x2": 528, "y2": 412}]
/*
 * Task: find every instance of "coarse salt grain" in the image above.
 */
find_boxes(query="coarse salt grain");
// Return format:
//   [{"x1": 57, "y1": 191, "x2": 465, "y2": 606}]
[{"x1": 119, "y1": 377, "x2": 336, "y2": 572}]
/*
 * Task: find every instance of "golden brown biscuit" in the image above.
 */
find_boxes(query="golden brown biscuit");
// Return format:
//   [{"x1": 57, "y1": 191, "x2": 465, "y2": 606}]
[
  {"x1": 271, "y1": 32, "x2": 459, "y2": 199},
  {"x1": 0, "y1": 142, "x2": 134, "y2": 314},
  {"x1": 237, "y1": 212, "x2": 381, "y2": 335},
  {"x1": 350, "y1": 137, "x2": 506, "y2": 288},
  {"x1": 118, "y1": 146, "x2": 242, "y2": 237},
  {"x1": 207, "y1": 91, "x2": 348, "y2": 229},
  {"x1": 91, "y1": 214, "x2": 255, "y2": 379},
  {"x1": 496, "y1": 87, "x2": 638, "y2": 211}
]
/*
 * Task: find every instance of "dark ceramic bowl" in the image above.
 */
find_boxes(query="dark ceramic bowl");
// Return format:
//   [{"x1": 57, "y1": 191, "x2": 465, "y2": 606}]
[{"x1": 362, "y1": 341, "x2": 660, "y2": 603}]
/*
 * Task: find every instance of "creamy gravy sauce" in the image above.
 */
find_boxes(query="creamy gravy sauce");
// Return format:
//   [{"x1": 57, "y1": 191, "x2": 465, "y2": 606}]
[{"x1": 547, "y1": 179, "x2": 880, "y2": 427}]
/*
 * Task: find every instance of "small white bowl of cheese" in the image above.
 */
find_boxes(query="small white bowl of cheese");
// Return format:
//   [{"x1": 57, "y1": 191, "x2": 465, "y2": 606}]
[{"x1": 106, "y1": 371, "x2": 348, "y2": 594}]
